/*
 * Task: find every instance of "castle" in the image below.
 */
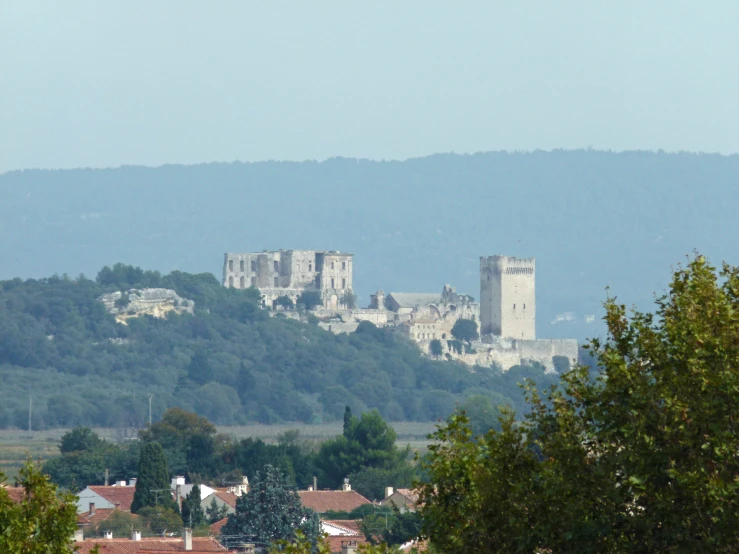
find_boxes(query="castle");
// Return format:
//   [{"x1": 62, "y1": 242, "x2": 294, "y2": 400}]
[
  {"x1": 222, "y1": 249, "x2": 577, "y2": 371},
  {"x1": 223, "y1": 250, "x2": 353, "y2": 310}
]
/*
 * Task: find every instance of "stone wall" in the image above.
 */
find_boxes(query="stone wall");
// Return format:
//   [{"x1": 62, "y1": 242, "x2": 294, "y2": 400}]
[{"x1": 98, "y1": 288, "x2": 194, "y2": 325}]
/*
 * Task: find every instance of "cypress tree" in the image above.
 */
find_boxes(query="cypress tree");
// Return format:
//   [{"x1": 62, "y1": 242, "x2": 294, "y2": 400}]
[
  {"x1": 131, "y1": 442, "x2": 171, "y2": 513},
  {"x1": 343, "y1": 405, "x2": 353, "y2": 437},
  {"x1": 181, "y1": 484, "x2": 206, "y2": 527}
]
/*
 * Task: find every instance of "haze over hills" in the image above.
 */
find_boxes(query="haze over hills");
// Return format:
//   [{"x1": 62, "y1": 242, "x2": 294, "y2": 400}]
[{"x1": 1, "y1": 149, "x2": 738, "y2": 340}]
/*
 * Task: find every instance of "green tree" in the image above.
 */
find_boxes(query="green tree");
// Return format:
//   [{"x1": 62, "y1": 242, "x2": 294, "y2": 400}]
[
  {"x1": 341, "y1": 289, "x2": 358, "y2": 309},
  {"x1": 275, "y1": 295, "x2": 295, "y2": 310},
  {"x1": 59, "y1": 426, "x2": 104, "y2": 454},
  {"x1": 205, "y1": 496, "x2": 229, "y2": 524},
  {"x1": 420, "y1": 255, "x2": 739, "y2": 553},
  {"x1": 450, "y1": 318, "x2": 478, "y2": 342},
  {"x1": 138, "y1": 506, "x2": 183, "y2": 536},
  {"x1": 221, "y1": 465, "x2": 322, "y2": 550},
  {"x1": 0, "y1": 460, "x2": 83, "y2": 554},
  {"x1": 429, "y1": 339, "x2": 442, "y2": 358},
  {"x1": 296, "y1": 290, "x2": 323, "y2": 311},
  {"x1": 187, "y1": 349, "x2": 214, "y2": 385},
  {"x1": 459, "y1": 394, "x2": 504, "y2": 435},
  {"x1": 343, "y1": 405, "x2": 353, "y2": 436},
  {"x1": 131, "y1": 442, "x2": 172, "y2": 513},
  {"x1": 181, "y1": 484, "x2": 206, "y2": 527}
]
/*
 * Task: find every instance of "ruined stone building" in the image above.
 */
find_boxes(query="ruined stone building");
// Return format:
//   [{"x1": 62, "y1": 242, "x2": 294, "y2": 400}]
[
  {"x1": 222, "y1": 250, "x2": 353, "y2": 310},
  {"x1": 480, "y1": 255, "x2": 536, "y2": 339}
]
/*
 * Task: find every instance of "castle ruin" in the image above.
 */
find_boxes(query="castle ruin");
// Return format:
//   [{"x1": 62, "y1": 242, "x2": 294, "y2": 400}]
[
  {"x1": 223, "y1": 250, "x2": 353, "y2": 310},
  {"x1": 480, "y1": 255, "x2": 536, "y2": 339}
]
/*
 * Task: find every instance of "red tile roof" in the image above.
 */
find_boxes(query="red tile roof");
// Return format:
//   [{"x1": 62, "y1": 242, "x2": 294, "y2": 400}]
[
  {"x1": 210, "y1": 517, "x2": 228, "y2": 535},
  {"x1": 1, "y1": 485, "x2": 25, "y2": 503},
  {"x1": 75, "y1": 536, "x2": 228, "y2": 553},
  {"x1": 325, "y1": 536, "x2": 368, "y2": 553},
  {"x1": 88, "y1": 486, "x2": 136, "y2": 511},
  {"x1": 212, "y1": 491, "x2": 238, "y2": 508},
  {"x1": 395, "y1": 488, "x2": 420, "y2": 504},
  {"x1": 298, "y1": 490, "x2": 371, "y2": 513},
  {"x1": 78, "y1": 508, "x2": 139, "y2": 527}
]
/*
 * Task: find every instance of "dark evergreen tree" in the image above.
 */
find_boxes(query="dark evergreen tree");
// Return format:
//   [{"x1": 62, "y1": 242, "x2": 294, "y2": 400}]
[
  {"x1": 236, "y1": 362, "x2": 256, "y2": 400},
  {"x1": 131, "y1": 442, "x2": 172, "y2": 513},
  {"x1": 220, "y1": 465, "x2": 321, "y2": 550},
  {"x1": 181, "y1": 484, "x2": 206, "y2": 527},
  {"x1": 342, "y1": 406, "x2": 353, "y2": 437},
  {"x1": 206, "y1": 496, "x2": 229, "y2": 524},
  {"x1": 187, "y1": 349, "x2": 214, "y2": 385},
  {"x1": 450, "y1": 318, "x2": 479, "y2": 342}
]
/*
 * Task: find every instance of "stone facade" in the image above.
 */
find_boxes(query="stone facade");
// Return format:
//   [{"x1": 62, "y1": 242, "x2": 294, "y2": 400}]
[
  {"x1": 480, "y1": 255, "x2": 536, "y2": 339},
  {"x1": 97, "y1": 288, "x2": 194, "y2": 325},
  {"x1": 223, "y1": 249, "x2": 353, "y2": 309}
]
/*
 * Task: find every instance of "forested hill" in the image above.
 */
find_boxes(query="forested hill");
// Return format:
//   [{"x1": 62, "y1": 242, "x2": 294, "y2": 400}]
[
  {"x1": 0, "y1": 265, "x2": 555, "y2": 429},
  {"x1": 2, "y1": 150, "x2": 737, "y2": 340}
]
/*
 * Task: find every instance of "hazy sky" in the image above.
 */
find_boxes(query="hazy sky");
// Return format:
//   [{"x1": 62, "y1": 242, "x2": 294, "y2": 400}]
[{"x1": 1, "y1": 1, "x2": 737, "y2": 173}]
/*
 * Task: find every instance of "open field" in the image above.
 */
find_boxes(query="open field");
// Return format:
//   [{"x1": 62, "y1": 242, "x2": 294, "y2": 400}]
[{"x1": 0, "y1": 422, "x2": 438, "y2": 480}]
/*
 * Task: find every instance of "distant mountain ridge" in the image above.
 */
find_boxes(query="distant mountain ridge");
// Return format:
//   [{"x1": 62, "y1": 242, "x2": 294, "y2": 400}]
[{"x1": 2, "y1": 150, "x2": 737, "y2": 339}]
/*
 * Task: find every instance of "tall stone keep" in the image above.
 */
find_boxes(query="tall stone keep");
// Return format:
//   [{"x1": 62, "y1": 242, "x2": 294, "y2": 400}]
[{"x1": 480, "y1": 255, "x2": 536, "y2": 339}]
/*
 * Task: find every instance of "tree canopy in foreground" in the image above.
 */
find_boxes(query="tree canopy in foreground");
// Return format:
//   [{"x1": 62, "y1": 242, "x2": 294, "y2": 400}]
[{"x1": 419, "y1": 255, "x2": 739, "y2": 552}]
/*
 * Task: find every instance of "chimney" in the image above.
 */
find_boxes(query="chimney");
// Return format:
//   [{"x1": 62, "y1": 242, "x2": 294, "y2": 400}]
[
  {"x1": 116, "y1": 480, "x2": 126, "y2": 487},
  {"x1": 128, "y1": 478, "x2": 137, "y2": 487},
  {"x1": 73, "y1": 529, "x2": 84, "y2": 542},
  {"x1": 88, "y1": 502, "x2": 96, "y2": 515},
  {"x1": 131, "y1": 530, "x2": 141, "y2": 541},
  {"x1": 242, "y1": 544, "x2": 255, "y2": 554},
  {"x1": 342, "y1": 478, "x2": 351, "y2": 492},
  {"x1": 385, "y1": 487, "x2": 394, "y2": 499},
  {"x1": 313, "y1": 476, "x2": 317, "y2": 491},
  {"x1": 104, "y1": 531, "x2": 113, "y2": 539},
  {"x1": 341, "y1": 540, "x2": 358, "y2": 554},
  {"x1": 183, "y1": 527, "x2": 192, "y2": 551},
  {"x1": 176, "y1": 484, "x2": 183, "y2": 511},
  {"x1": 307, "y1": 486, "x2": 314, "y2": 492}
]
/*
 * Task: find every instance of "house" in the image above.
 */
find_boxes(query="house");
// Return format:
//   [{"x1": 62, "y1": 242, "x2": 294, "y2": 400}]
[
  {"x1": 1, "y1": 484, "x2": 24, "y2": 503},
  {"x1": 76, "y1": 505, "x2": 138, "y2": 529},
  {"x1": 76, "y1": 482, "x2": 136, "y2": 513},
  {"x1": 171, "y1": 476, "x2": 218, "y2": 507},
  {"x1": 74, "y1": 528, "x2": 229, "y2": 553},
  {"x1": 298, "y1": 481, "x2": 371, "y2": 514},
  {"x1": 379, "y1": 487, "x2": 419, "y2": 513},
  {"x1": 326, "y1": 537, "x2": 368, "y2": 554},
  {"x1": 321, "y1": 520, "x2": 362, "y2": 535},
  {"x1": 210, "y1": 517, "x2": 229, "y2": 536},
  {"x1": 201, "y1": 490, "x2": 238, "y2": 515}
]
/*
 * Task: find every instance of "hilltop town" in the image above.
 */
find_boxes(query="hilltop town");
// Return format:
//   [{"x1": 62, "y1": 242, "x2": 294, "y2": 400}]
[{"x1": 222, "y1": 249, "x2": 578, "y2": 372}]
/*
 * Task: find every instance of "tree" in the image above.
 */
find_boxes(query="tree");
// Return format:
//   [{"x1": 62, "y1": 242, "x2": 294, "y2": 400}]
[
  {"x1": 205, "y1": 496, "x2": 229, "y2": 524},
  {"x1": 131, "y1": 442, "x2": 172, "y2": 513},
  {"x1": 275, "y1": 295, "x2": 295, "y2": 310},
  {"x1": 341, "y1": 289, "x2": 358, "y2": 309},
  {"x1": 138, "y1": 506, "x2": 183, "y2": 536},
  {"x1": 221, "y1": 465, "x2": 321, "y2": 550},
  {"x1": 187, "y1": 349, "x2": 214, "y2": 385},
  {"x1": 429, "y1": 339, "x2": 442, "y2": 358},
  {"x1": 459, "y1": 394, "x2": 504, "y2": 435},
  {"x1": 181, "y1": 484, "x2": 206, "y2": 527},
  {"x1": 0, "y1": 460, "x2": 83, "y2": 553},
  {"x1": 450, "y1": 318, "x2": 478, "y2": 342},
  {"x1": 420, "y1": 255, "x2": 739, "y2": 552},
  {"x1": 296, "y1": 290, "x2": 323, "y2": 311},
  {"x1": 59, "y1": 426, "x2": 104, "y2": 454},
  {"x1": 343, "y1": 405, "x2": 353, "y2": 436}
]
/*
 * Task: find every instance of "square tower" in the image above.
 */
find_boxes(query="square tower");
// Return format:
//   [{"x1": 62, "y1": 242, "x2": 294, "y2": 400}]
[{"x1": 480, "y1": 255, "x2": 536, "y2": 339}]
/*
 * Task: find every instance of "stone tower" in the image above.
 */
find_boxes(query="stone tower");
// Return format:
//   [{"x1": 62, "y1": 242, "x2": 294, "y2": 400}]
[{"x1": 480, "y1": 255, "x2": 536, "y2": 340}]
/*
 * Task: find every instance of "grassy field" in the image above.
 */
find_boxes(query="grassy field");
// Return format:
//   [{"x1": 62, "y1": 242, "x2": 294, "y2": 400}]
[{"x1": 0, "y1": 422, "x2": 438, "y2": 480}]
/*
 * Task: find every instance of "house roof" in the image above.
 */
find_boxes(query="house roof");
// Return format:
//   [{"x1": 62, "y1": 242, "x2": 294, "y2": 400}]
[
  {"x1": 322, "y1": 520, "x2": 362, "y2": 534},
  {"x1": 394, "y1": 488, "x2": 420, "y2": 504},
  {"x1": 87, "y1": 486, "x2": 136, "y2": 511},
  {"x1": 210, "y1": 491, "x2": 238, "y2": 508},
  {"x1": 74, "y1": 536, "x2": 228, "y2": 553},
  {"x1": 325, "y1": 536, "x2": 368, "y2": 554},
  {"x1": 298, "y1": 490, "x2": 371, "y2": 513},
  {"x1": 1, "y1": 485, "x2": 24, "y2": 503},
  {"x1": 387, "y1": 293, "x2": 441, "y2": 309},
  {"x1": 210, "y1": 517, "x2": 228, "y2": 535},
  {"x1": 77, "y1": 508, "x2": 138, "y2": 527}
]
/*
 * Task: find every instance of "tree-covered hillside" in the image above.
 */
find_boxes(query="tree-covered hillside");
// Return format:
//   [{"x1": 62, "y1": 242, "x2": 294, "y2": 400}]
[
  {"x1": 2, "y1": 151, "x2": 737, "y2": 340},
  {"x1": 0, "y1": 264, "x2": 557, "y2": 429}
]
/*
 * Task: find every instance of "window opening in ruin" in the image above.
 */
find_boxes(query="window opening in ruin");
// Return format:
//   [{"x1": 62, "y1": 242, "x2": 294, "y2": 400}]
[
  {"x1": 251, "y1": 277, "x2": 256, "y2": 286},
  {"x1": 309, "y1": 263, "x2": 312, "y2": 272},
  {"x1": 240, "y1": 276, "x2": 245, "y2": 288},
  {"x1": 513, "y1": 304, "x2": 516, "y2": 309},
  {"x1": 229, "y1": 260, "x2": 233, "y2": 271},
  {"x1": 523, "y1": 304, "x2": 526, "y2": 309},
  {"x1": 229, "y1": 276, "x2": 234, "y2": 287},
  {"x1": 331, "y1": 262, "x2": 335, "y2": 269},
  {"x1": 342, "y1": 261, "x2": 346, "y2": 270},
  {"x1": 274, "y1": 261, "x2": 279, "y2": 271},
  {"x1": 331, "y1": 277, "x2": 335, "y2": 288},
  {"x1": 240, "y1": 260, "x2": 245, "y2": 271},
  {"x1": 274, "y1": 277, "x2": 279, "y2": 287},
  {"x1": 251, "y1": 261, "x2": 256, "y2": 271},
  {"x1": 342, "y1": 278, "x2": 346, "y2": 288}
]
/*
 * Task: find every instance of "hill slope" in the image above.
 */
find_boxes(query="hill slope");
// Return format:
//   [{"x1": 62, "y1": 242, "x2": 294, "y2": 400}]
[{"x1": 0, "y1": 265, "x2": 553, "y2": 428}]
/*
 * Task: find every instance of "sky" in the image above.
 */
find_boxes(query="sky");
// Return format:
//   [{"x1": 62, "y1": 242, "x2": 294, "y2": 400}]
[{"x1": 1, "y1": 1, "x2": 738, "y2": 173}]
